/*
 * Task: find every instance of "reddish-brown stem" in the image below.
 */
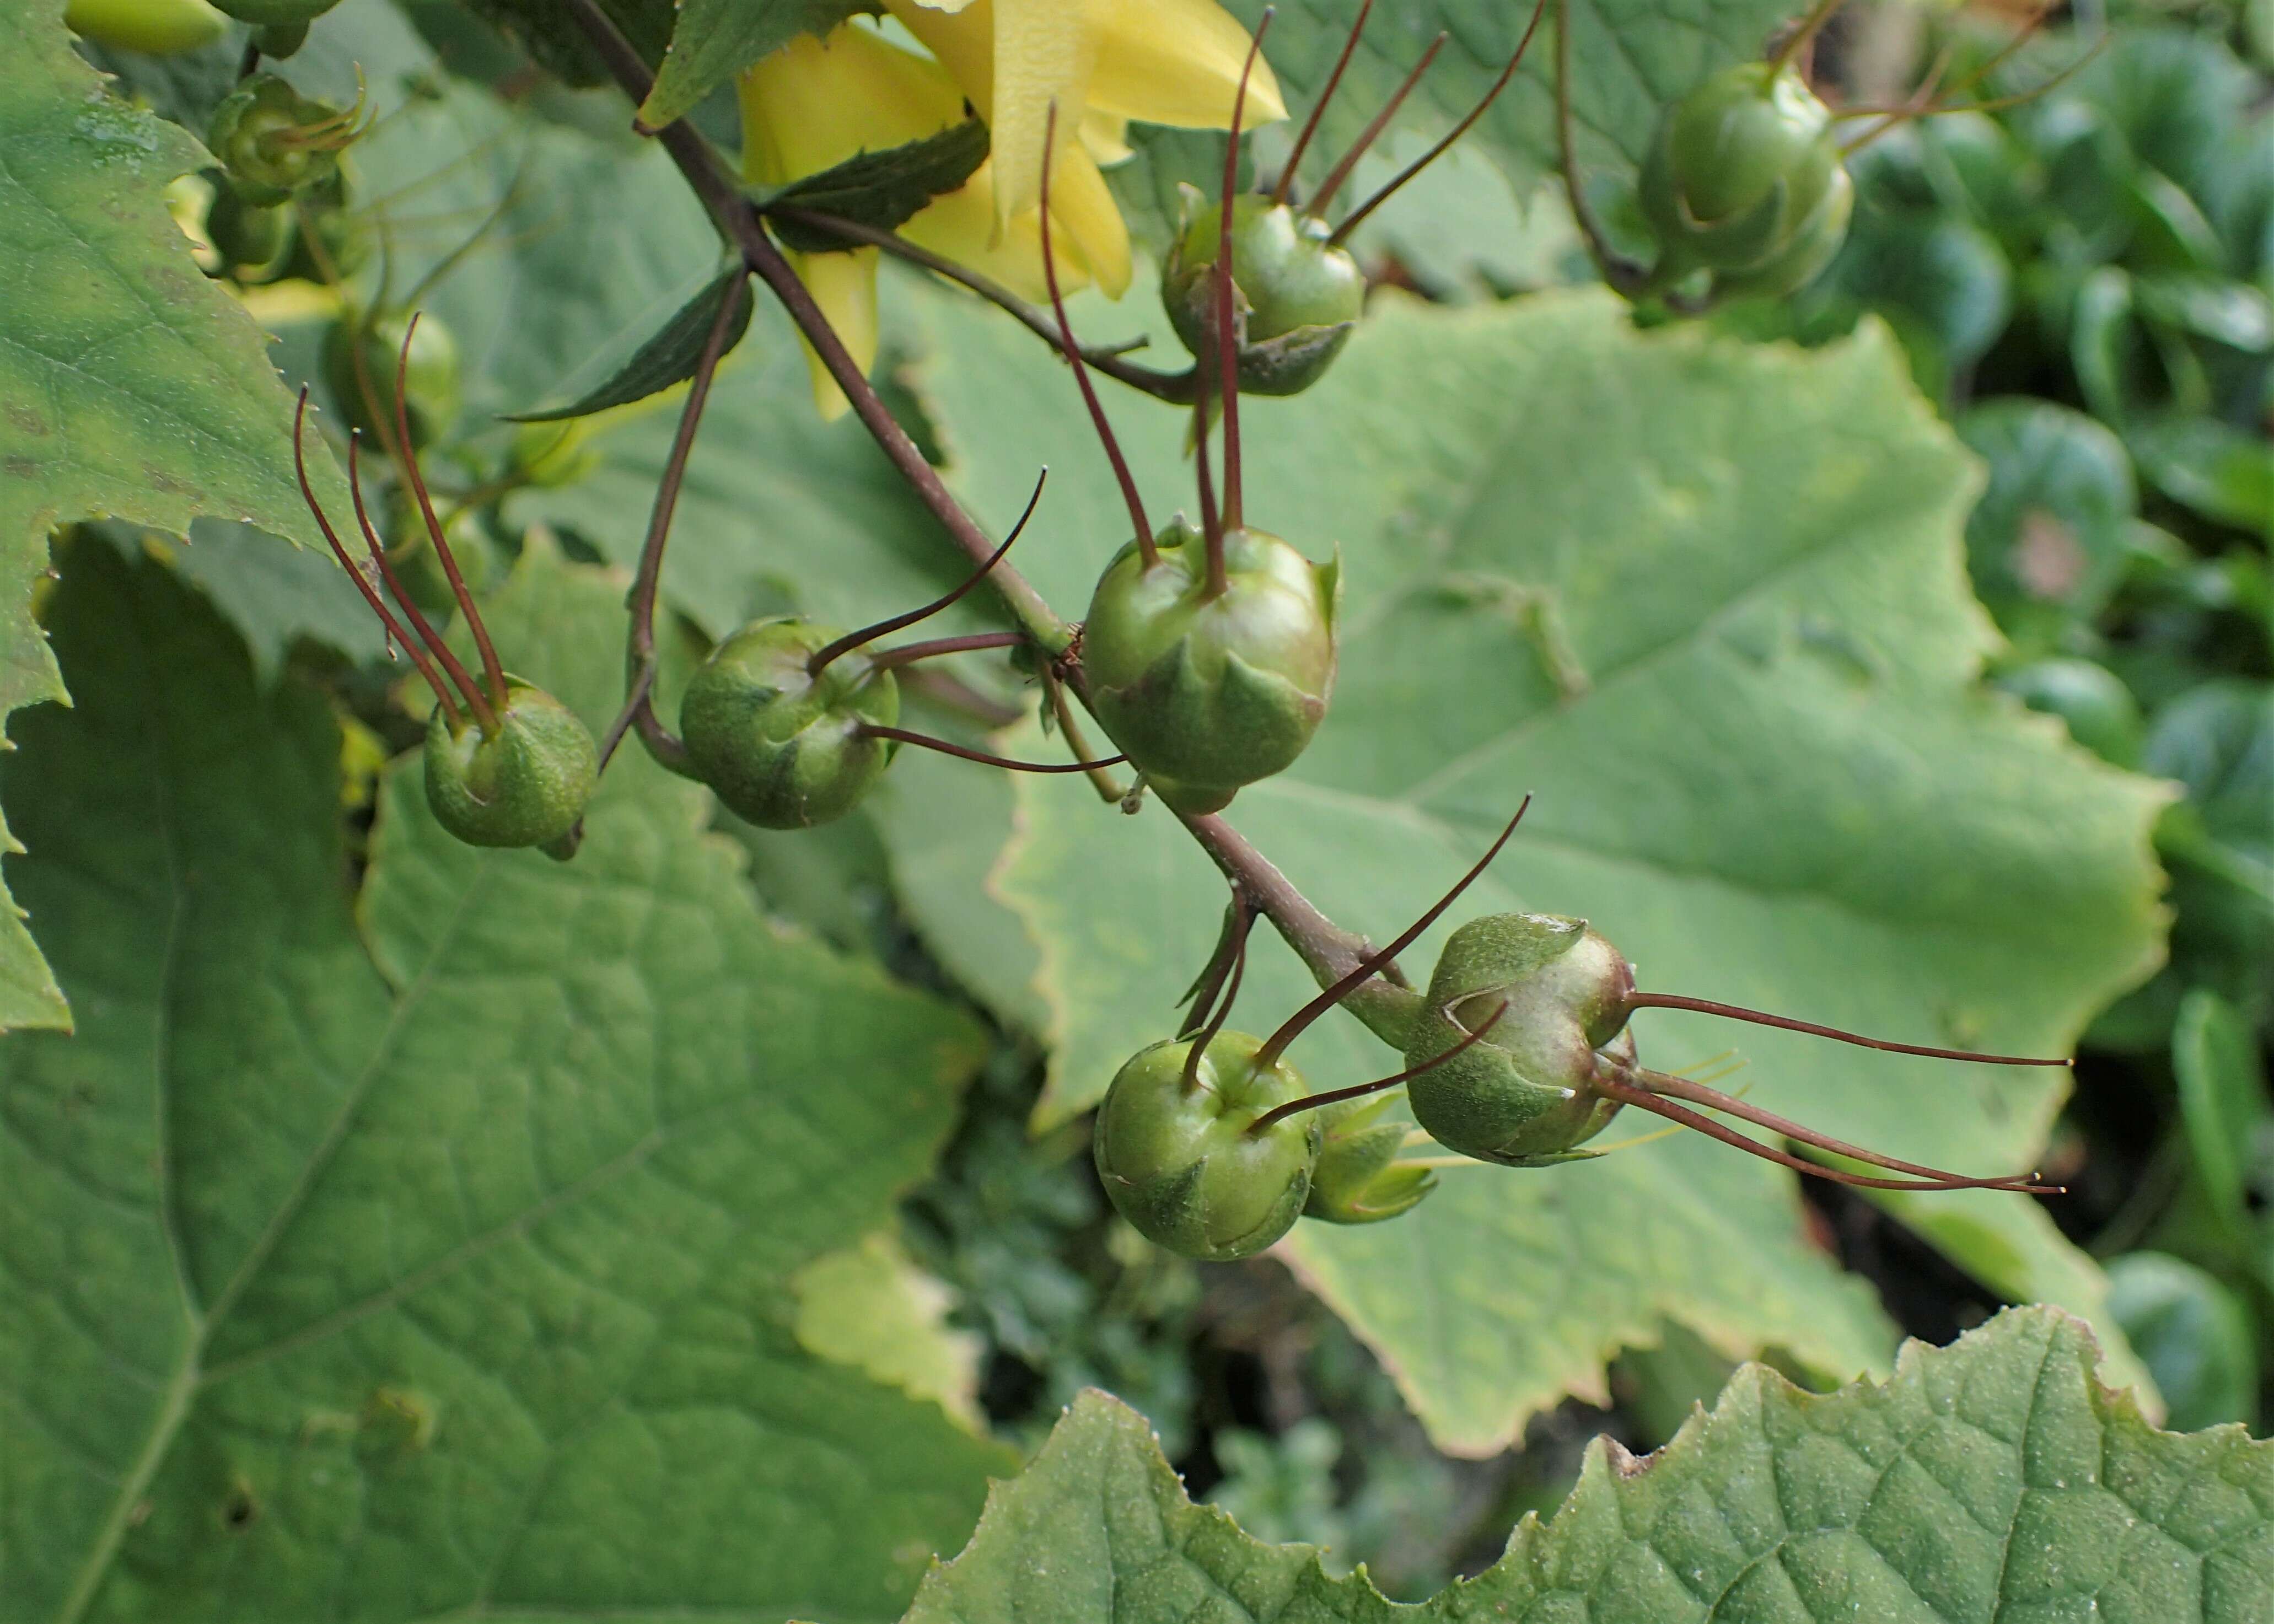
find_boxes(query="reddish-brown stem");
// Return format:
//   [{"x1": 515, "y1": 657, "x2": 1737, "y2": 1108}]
[
  {"x1": 1767, "y1": 0, "x2": 1847, "y2": 77},
  {"x1": 1039, "y1": 104, "x2": 1154, "y2": 569},
  {"x1": 1593, "y1": 1070, "x2": 2060, "y2": 1193},
  {"x1": 861, "y1": 631, "x2": 1025, "y2": 671},
  {"x1": 595, "y1": 271, "x2": 750, "y2": 776},
  {"x1": 1272, "y1": 0, "x2": 1375, "y2": 206},
  {"x1": 1183, "y1": 902, "x2": 1255, "y2": 1094},
  {"x1": 392, "y1": 313, "x2": 506, "y2": 713},
  {"x1": 809, "y1": 469, "x2": 1046, "y2": 677},
  {"x1": 1622, "y1": 992, "x2": 2070, "y2": 1067},
  {"x1": 1192, "y1": 379, "x2": 1226, "y2": 595},
  {"x1": 1214, "y1": 13, "x2": 1268, "y2": 536},
  {"x1": 857, "y1": 725, "x2": 1127, "y2": 775},
  {"x1": 1251, "y1": 999, "x2": 1507, "y2": 1133},
  {"x1": 345, "y1": 434, "x2": 496, "y2": 733},
  {"x1": 1307, "y1": 33, "x2": 1446, "y2": 221},
  {"x1": 1329, "y1": 0, "x2": 1548, "y2": 248},
  {"x1": 1179, "y1": 891, "x2": 1259, "y2": 1037},
  {"x1": 1254, "y1": 797, "x2": 1531, "y2": 1070},
  {"x1": 292, "y1": 392, "x2": 462, "y2": 729}
]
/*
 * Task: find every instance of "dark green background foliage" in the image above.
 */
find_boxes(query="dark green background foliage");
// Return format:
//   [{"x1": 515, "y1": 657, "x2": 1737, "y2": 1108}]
[{"x1": 3, "y1": 0, "x2": 2270, "y2": 1616}]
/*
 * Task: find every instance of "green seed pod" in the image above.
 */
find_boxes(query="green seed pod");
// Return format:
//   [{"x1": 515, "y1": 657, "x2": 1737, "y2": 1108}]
[
  {"x1": 212, "y1": 0, "x2": 341, "y2": 26},
  {"x1": 680, "y1": 618, "x2": 898, "y2": 830},
  {"x1": 1996, "y1": 657, "x2": 2143, "y2": 768},
  {"x1": 1302, "y1": 1093, "x2": 1434, "y2": 1224},
  {"x1": 1638, "y1": 62, "x2": 1852, "y2": 289},
  {"x1": 423, "y1": 680, "x2": 598, "y2": 849},
  {"x1": 1083, "y1": 517, "x2": 1338, "y2": 815},
  {"x1": 1093, "y1": 1031, "x2": 1322, "y2": 1261},
  {"x1": 1403, "y1": 913, "x2": 1638, "y2": 1166},
  {"x1": 323, "y1": 311, "x2": 461, "y2": 449},
  {"x1": 203, "y1": 180, "x2": 294, "y2": 280},
  {"x1": 1163, "y1": 188, "x2": 1366, "y2": 397},
  {"x1": 207, "y1": 74, "x2": 352, "y2": 206},
  {"x1": 1705, "y1": 160, "x2": 1854, "y2": 301},
  {"x1": 64, "y1": 0, "x2": 230, "y2": 55}
]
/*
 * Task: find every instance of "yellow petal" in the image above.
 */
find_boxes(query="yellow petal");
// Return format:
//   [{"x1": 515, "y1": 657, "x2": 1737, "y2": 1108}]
[
  {"x1": 1080, "y1": 109, "x2": 1133, "y2": 165},
  {"x1": 1048, "y1": 142, "x2": 1131, "y2": 297},
  {"x1": 902, "y1": 159, "x2": 1093, "y2": 304},
  {"x1": 737, "y1": 22, "x2": 965, "y2": 186},
  {"x1": 990, "y1": 0, "x2": 1103, "y2": 230},
  {"x1": 881, "y1": 0, "x2": 998, "y2": 113},
  {"x1": 1087, "y1": 0, "x2": 1284, "y2": 128},
  {"x1": 791, "y1": 248, "x2": 880, "y2": 421}
]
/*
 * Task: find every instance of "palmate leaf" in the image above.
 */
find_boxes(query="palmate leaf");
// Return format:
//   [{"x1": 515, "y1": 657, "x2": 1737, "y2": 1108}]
[
  {"x1": 903, "y1": 1308, "x2": 2274, "y2": 1623},
  {"x1": 902, "y1": 283, "x2": 2167, "y2": 1451},
  {"x1": 0, "y1": 541, "x2": 1009, "y2": 1621},
  {"x1": 0, "y1": 0, "x2": 355, "y2": 1030}
]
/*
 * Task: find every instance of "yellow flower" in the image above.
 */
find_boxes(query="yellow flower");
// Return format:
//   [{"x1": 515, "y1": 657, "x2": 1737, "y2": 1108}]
[
  {"x1": 885, "y1": 0, "x2": 1287, "y2": 298},
  {"x1": 740, "y1": 21, "x2": 1095, "y2": 418}
]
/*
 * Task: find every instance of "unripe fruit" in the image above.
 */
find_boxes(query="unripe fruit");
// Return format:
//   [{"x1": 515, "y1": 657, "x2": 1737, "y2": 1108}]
[
  {"x1": 1403, "y1": 913, "x2": 1637, "y2": 1166},
  {"x1": 212, "y1": 0, "x2": 340, "y2": 26},
  {"x1": 509, "y1": 420, "x2": 602, "y2": 490},
  {"x1": 1083, "y1": 517, "x2": 1338, "y2": 815},
  {"x1": 207, "y1": 75, "x2": 351, "y2": 206},
  {"x1": 324, "y1": 311, "x2": 461, "y2": 449},
  {"x1": 680, "y1": 618, "x2": 897, "y2": 830},
  {"x1": 1302, "y1": 1093, "x2": 1434, "y2": 1224},
  {"x1": 203, "y1": 181, "x2": 293, "y2": 279},
  {"x1": 1638, "y1": 62, "x2": 1852, "y2": 293},
  {"x1": 1093, "y1": 1031, "x2": 1322, "y2": 1261},
  {"x1": 1163, "y1": 189, "x2": 1366, "y2": 396},
  {"x1": 65, "y1": 0, "x2": 230, "y2": 55},
  {"x1": 1996, "y1": 657, "x2": 2143, "y2": 768},
  {"x1": 423, "y1": 680, "x2": 598, "y2": 849}
]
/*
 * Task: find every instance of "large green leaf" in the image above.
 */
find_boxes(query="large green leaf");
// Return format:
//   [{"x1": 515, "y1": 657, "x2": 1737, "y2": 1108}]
[
  {"x1": 902, "y1": 1307, "x2": 2274, "y2": 1623},
  {"x1": 0, "y1": 539, "x2": 1008, "y2": 1621},
  {"x1": 0, "y1": 0, "x2": 354, "y2": 1030},
  {"x1": 904, "y1": 286, "x2": 2168, "y2": 1450}
]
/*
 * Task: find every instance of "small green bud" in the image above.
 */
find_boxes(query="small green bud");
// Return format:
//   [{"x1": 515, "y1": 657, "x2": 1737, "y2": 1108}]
[
  {"x1": 1163, "y1": 190, "x2": 1366, "y2": 396},
  {"x1": 204, "y1": 181, "x2": 294, "y2": 279},
  {"x1": 1638, "y1": 62, "x2": 1852, "y2": 294},
  {"x1": 207, "y1": 75, "x2": 352, "y2": 206},
  {"x1": 423, "y1": 680, "x2": 598, "y2": 849},
  {"x1": 323, "y1": 311, "x2": 461, "y2": 449},
  {"x1": 252, "y1": 17, "x2": 309, "y2": 55},
  {"x1": 1403, "y1": 913, "x2": 1637, "y2": 1166},
  {"x1": 213, "y1": 0, "x2": 341, "y2": 26},
  {"x1": 680, "y1": 618, "x2": 897, "y2": 830},
  {"x1": 1083, "y1": 518, "x2": 1338, "y2": 815},
  {"x1": 1302, "y1": 1093, "x2": 1434, "y2": 1224},
  {"x1": 1093, "y1": 1031, "x2": 1321, "y2": 1261},
  {"x1": 65, "y1": 0, "x2": 230, "y2": 55},
  {"x1": 509, "y1": 419, "x2": 602, "y2": 490}
]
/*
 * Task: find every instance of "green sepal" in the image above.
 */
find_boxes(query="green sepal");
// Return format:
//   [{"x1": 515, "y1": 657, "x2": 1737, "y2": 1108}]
[
  {"x1": 1092, "y1": 1031, "x2": 1320, "y2": 1261},
  {"x1": 679, "y1": 617, "x2": 899, "y2": 830},
  {"x1": 1403, "y1": 912, "x2": 1637, "y2": 1166},
  {"x1": 1302, "y1": 1094, "x2": 1435, "y2": 1224},
  {"x1": 422, "y1": 679, "x2": 600, "y2": 849},
  {"x1": 1162, "y1": 187, "x2": 1366, "y2": 397},
  {"x1": 1083, "y1": 523, "x2": 1338, "y2": 814}
]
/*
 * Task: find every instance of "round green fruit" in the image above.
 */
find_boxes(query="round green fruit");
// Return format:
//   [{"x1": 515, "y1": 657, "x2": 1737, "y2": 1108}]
[
  {"x1": 1163, "y1": 191, "x2": 1366, "y2": 396},
  {"x1": 64, "y1": 0, "x2": 230, "y2": 55},
  {"x1": 1083, "y1": 518, "x2": 1338, "y2": 815},
  {"x1": 423, "y1": 680, "x2": 599, "y2": 849},
  {"x1": 207, "y1": 74, "x2": 351, "y2": 205},
  {"x1": 323, "y1": 311, "x2": 461, "y2": 449},
  {"x1": 204, "y1": 181, "x2": 293, "y2": 278},
  {"x1": 1092, "y1": 1031, "x2": 1321, "y2": 1261},
  {"x1": 1403, "y1": 913, "x2": 1639, "y2": 1166},
  {"x1": 680, "y1": 618, "x2": 898, "y2": 830}
]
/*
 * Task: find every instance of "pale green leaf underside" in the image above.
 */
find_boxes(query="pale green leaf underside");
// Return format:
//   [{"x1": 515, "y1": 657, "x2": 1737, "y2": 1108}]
[
  {"x1": 0, "y1": 541, "x2": 1006, "y2": 1622},
  {"x1": 903, "y1": 1308, "x2": 2274, "y2": 1623},
  {"x1": 0, "y1": 1, "x2": 356, "y2": 1030},
  {"x1": 904, "y1": 285, "x2": 2168, "y2": 1451}
]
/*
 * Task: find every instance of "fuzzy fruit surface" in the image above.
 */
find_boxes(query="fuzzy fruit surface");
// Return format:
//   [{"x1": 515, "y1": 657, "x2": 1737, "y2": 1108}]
[
  {"x1": 1093, "y1": 1031, "x2": 1321, "y2": 1261},
  {"x1": 681, "y1": 619, "x2": 898, "y2": 831},
  {"x1": 1404, "y1": 913, "x2": 1638, "y2": 1166},
  {"x1": 1083, "y1": 519, "x2": 1338, "y2": 815},
  {"x1": 1303, "y1": 1093, "x2": 1434, "y2": 1224},
  {"x1": 1639, "y1": 62, "x2": 1850, "y2": 282},
  {"x1": 65, "y1": 0, "x2": 230, "y2": 54},
  {"x1": 423, "y1": 680, "x2": 599, "y2": 849},
  {"x1": 323, "y1": 311, "x2": 461, "y2": 449},
  {"x1": 1163, "y1": 192, "x2": 1365, "y2": 396},
  {"x1": 207, "y1": 76, "x2": 348, "y2": 206}
]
